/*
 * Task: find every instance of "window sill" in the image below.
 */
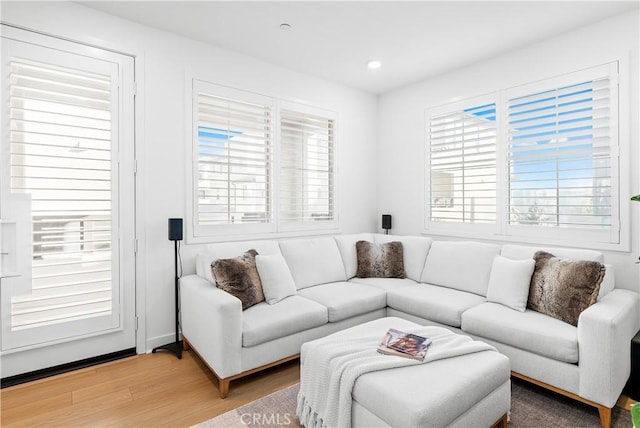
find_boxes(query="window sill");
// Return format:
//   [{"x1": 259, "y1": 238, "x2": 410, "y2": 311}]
[
  {"x1": 186, "y1": 227, "x2": 341, "y2": 245},
  {"x1": 421, "y1": 228, "x2": 630, "y2": 253}
]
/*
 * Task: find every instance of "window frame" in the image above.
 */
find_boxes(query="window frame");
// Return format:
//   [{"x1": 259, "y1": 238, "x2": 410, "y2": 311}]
[
  {"x1": 186, "y1": 78, "x2": 339, "y2": 243},
  {"x1": 423, "y1": 61, "x2": 628, "y2": 251},
  {"x1": 503, "y1": 62, "x2": 620, "y2": 245},
  {"x1": 190, "y1": 80, "x2": 276, "y2": 240},
  {"x1": 424, "y1": 93, "x2": 501, "y2": 237},
  {"x1": 277, "y1": 100, "x2": 338, "y2": 233},
  {"x1": 0, "y1": 26, "x2": 137, "y2": 352}
]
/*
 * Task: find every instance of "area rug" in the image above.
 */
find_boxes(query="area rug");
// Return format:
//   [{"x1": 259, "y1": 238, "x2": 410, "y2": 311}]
[{"x1": 194, "y1": 378, "x2": 633, "y2": 428}]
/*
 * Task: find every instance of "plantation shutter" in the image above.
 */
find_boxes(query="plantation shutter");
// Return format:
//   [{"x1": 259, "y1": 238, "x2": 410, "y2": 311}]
[
  {"x1": 506, "y1": 64, "x2": 616, "y2": 231},
  {"x1": 8, "y1": 57, "x2": 114, "y2": 330},
  {"x1": 279, "y1": 107, "x2": 335, "y2": 224},
  {"x1": 195, "y1": 85, "x2": 272, "y2": 227},
  {"x1": 427, "y1": 102, "x2": 497, "y2": 224}
]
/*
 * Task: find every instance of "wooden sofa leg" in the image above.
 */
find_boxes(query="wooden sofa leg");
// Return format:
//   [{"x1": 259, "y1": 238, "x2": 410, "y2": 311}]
[
  {"x1": 219, "y1": 378, "x2": 230, "y2": 399},
  {"x1": 597, "y1": 405, "x2": 611, "y2": 428},
  {"x1": 490, "y1": 413, "x2": 508, "y2": 428}
]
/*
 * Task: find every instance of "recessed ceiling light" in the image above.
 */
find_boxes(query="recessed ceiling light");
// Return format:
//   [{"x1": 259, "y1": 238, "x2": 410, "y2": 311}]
[
  {"x1": 367, "y1": 60, "x2": 382, "y2": 70},
  {"x1": 280, "y1": 23, "x2": 292, "y2": 31}
]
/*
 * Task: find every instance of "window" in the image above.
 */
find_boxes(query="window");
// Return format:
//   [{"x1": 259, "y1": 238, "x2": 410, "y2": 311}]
[
  {"x1": 506, "y1": 66, "x2": 616, "y2": 240},
  {"x1": 190, "y1": 80, "x2": 337, "y2": 240},
  {"x1": 279, "y1": 103, "x2": 335, "y2": 229},
  {"x1": 194, "y1": 83, "x2": 273, "y2": 233},
  {"x1": 425, "y1": 63, "x2": 620, "y2": 246},
  {"x1": 427, "y1": 100, "x2": 497, "y2": 226}
]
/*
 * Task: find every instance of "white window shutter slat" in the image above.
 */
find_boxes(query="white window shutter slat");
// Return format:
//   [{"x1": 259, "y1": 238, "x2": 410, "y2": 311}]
[
  {"x1": 427, "y1": 102, "x2": 497, "y2": 224},
  {"x1": 9, "y1": 57, "x2": 114, "y2": 330},
  {"x1": 279, "y1": 108, "x2": 335, "y2": 224},
  {"x1": 507, "y1": 72, "x2": 613, "y2": 229},
  {"x1": 195, "y1": 91, "x2": 272, "y2": 226}
]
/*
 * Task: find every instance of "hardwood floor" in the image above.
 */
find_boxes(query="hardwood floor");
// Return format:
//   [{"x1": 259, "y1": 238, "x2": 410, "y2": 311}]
[
  {"x1": 2, "y1": 350, "x2": 636, "y2": 427},
  {"x1": 0, "y1": 350, "x2": 300, "y2": 427}
]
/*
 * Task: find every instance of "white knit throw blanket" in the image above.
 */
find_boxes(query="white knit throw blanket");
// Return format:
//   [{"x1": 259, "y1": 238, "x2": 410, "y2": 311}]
[{"x1": 296, "y1": 326, "x2": 496, "y2": 428}]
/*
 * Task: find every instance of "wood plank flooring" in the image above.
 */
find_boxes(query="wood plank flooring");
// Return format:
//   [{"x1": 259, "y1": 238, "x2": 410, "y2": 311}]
[
  {"x1": 1, "y1": 350, "x2": 636, "y2": 427},
  {"x1": 0, "y1": 350, "x2": 300, "y2": 427}
]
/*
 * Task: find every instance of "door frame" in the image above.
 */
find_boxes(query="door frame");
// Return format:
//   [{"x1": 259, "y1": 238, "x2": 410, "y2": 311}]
[{"x1": 0, "y1": 23, "x2": 147, "y2": 375}]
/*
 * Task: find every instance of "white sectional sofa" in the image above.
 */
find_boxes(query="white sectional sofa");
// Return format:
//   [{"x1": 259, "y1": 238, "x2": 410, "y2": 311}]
[{"x1": 179, "y1": 234, "x2": 640, "y2": 428}]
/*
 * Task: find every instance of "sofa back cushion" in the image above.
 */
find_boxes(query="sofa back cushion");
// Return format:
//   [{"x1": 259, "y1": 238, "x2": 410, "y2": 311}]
[
  {"x1": 500, "y1": 244, "x2": 604, "y2": 263},
  {"x1": 420, "y1": 241, "x2": 501, "y2": 296},
  {"x1": 196, "y1": 240, "x2": 282, "y2": 284},
  {"x1": 333, "y1": 233, "x2": 376, "y2": 278},
  {"x1": 374, "y1": 234, "x2": 432, "y2": 282},
  {"x1": 279, "y1": 237, "x2": 347, "y2": 289},
  {"x1": 500, "y1": 244, "x2": 613, "y2": 300}
]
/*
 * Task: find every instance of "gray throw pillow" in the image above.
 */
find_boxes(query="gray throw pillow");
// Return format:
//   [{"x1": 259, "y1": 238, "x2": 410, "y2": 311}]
[
  {"x1": 212, "y1": 249, "x2": 265, "y2": 310},
  {"x1": 528, "y1": 251, "x2": 604, "y2": 326},
  {"x1": 355, "y1": 241, "x2": 406, "y2": 279}
]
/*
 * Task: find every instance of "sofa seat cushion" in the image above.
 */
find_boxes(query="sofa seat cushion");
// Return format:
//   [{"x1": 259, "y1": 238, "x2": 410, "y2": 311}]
[
  {"x1": 387, "y1": 284, "x2": 486, "y2": 327},
  {"x1": 461, "y1": 302, "x2": 578, "y2": 363},
  {"x1": 242, "y1": 296, "x2": 328, "y2": 347},
  {"x1": 349, "y1": 277, "x2": 417, "y2": 291},
  {"x1": 297, "y1": 282, "x2": 387, "y2": 322}
]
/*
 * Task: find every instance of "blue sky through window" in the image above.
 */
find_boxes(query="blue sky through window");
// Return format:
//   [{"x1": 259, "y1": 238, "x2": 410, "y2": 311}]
[
  {"x1": 463, "y1": 82, "x2": 597, "y2": 186},
  {"x1": 462, "y1": 81, "x2": 611, "y2": 227},
  {"x1": 198, "y1": 125, "x2": 241, "y2": 155}
]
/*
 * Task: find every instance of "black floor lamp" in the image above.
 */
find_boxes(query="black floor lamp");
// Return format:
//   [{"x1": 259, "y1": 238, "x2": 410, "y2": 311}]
[{"x1": 152, "y1": 218, "x2": 183, "y2": 359}]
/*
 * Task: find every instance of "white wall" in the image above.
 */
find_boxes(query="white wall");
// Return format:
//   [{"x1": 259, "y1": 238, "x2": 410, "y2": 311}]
[
  {"x1": 377, "y1": 10, "x2": 640, "y2": 293},
  {"x1": 2, "y1": 2, "x2": 638, "y2": 377},
  {"x1": 1, "y1": 1, "x2": 379, "y2": 355}
]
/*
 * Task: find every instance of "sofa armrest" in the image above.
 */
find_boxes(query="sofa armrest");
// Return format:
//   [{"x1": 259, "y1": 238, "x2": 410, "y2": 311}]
[
  {"x1": 180, "y1": 274, "x2": 243, "y2": 379},
  {"x1": 577, "y1": 289, "x2": 640, "y2": 407}
]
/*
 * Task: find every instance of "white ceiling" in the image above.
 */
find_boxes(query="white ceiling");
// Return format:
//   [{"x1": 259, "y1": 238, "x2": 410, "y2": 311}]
[{"x1": 79, "y1": 1, "x2": 638, "y2": 94}]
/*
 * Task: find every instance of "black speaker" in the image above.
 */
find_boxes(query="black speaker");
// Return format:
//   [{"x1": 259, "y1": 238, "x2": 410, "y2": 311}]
[
  {"x1": 382, "y1": 214, "x2": 392, "y2": 230},
  {"x1": 168, "y1": 218, "x2": 183, "y2": 241}
]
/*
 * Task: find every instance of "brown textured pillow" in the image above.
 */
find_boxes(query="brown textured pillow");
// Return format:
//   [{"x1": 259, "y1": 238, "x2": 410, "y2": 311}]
[
  {"x1": 212, "y1": 249, "x2": 264, "y2": 310},
  {"x1": 528, "y1": 251, "x2": 605, "y2": 326},
  {"x1": 356, "y1": 241, "x2": 406, "y2": 279}
]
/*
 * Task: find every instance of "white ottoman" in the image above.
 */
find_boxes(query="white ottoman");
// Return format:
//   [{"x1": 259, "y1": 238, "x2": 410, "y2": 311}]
[{"x1": 299, "y1": 317, "x2": 510, "y2": 428}]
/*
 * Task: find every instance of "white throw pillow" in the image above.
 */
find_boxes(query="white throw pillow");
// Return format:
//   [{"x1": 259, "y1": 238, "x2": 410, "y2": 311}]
[
  {"x1": 486, "y1": 255, "x2": 535, "y2": 312},
  {"x1": 256, "y1": 254, "x2": 297, "y2": 304}
]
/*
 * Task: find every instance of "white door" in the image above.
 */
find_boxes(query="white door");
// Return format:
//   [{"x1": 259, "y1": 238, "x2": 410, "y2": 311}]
[{"x1": 0, "y1": 27, "x2": 136, "y2": 377}]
